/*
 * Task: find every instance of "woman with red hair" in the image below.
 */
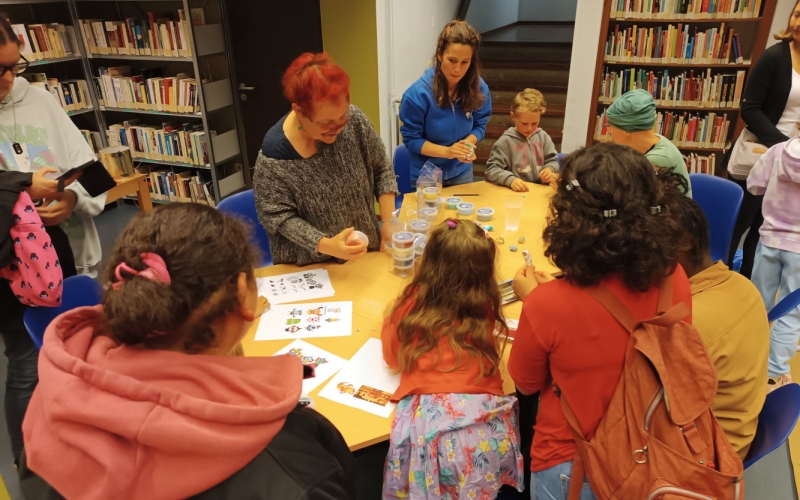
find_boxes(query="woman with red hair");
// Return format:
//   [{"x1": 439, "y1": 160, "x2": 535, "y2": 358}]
[{"x1": 254, "y1": 53, "x2": 398, "y2": 266}]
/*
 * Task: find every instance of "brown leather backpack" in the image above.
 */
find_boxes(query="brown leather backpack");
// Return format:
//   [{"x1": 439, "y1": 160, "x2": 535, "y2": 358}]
[{"x1": 560, "y1": 275, "x2": 744, "y2": 500}]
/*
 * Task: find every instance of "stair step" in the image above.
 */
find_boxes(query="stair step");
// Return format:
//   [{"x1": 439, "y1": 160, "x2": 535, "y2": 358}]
[
  {"x1": 482, "y1": 60, "x2": 570, "y2": 71},
  {"x1": 482, "y1": 66, "x2": 570, "y2": 86},
  {"x1": 481, "y1": 42, "x2": 573, "y2": 63},
  {"x1": 484, "y1": 126, "x2": 562, "y2": 141},
  {"x1": 492, "y1": 89, "x2": 567, "y2": 106},
  {"x1": 492, "y1": 103, "x2": 565, "y2": 116}
]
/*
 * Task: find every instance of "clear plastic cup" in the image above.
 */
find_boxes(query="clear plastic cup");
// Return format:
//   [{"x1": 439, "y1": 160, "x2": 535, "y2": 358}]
[{"x1": 505, "y1": 195, "x2": 523, "y2": 231}]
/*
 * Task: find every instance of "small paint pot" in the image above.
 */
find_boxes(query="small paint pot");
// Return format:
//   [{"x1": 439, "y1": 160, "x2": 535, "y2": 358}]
[
  {"x1": 345, "y1": 230, "x2": 369, "y2": 246},
  {"x1": 423, "y1": 187, "x2": 439, "y2": 201},
  {"x1": 408, "y1": 219, "x2": 431, "y2": 236},
  {"x1": 457, "y1": 202, "x2": 475, "y2": 216},
  {"x1": 419, "y1": 208, "x2": 438, "y2": 222},
  {"x1": 392, "y1": 245, "x2": 415, "y2": 259},
  {"x1": 476, "y1": 207, "x2": 494, "y2": 222},
  {"x1": 445, "y1": 197, "x2": 462, "y2": 210}
]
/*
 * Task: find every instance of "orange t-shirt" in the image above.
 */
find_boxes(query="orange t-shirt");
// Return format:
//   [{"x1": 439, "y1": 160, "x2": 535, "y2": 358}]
[{"x1": 381, "y1": 298, "x2": 505, "y2": 402}]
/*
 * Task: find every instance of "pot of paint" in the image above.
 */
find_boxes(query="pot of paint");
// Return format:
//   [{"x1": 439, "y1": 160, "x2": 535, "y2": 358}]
[
  {"x1": 476, "y1": 207, "x2": 494, "y2": 222},
  {"x1": 422, "y1": 187, "x2": 439, "y2": 201},
  {"x1": 345, "y1": 230, "x2": 369, "y2": 246},
  {"x1": 445, "y1": 197, "x2": 462, "y2": 210},
  {"x1": 392, "y1": 231, "x2": 414, "y2": 249},
  {"x1": 457, "y1": 202, "x2": 475, "y2": 217},
  {"x1": 408, "y1": 219, "x2": 431, "y2": 236},
  {"x1": 392, "y1": 245, "x2": 414, "y2": 259},
  {"x1": 419, "y1": 208, "x2": 438, "y2": 222}
]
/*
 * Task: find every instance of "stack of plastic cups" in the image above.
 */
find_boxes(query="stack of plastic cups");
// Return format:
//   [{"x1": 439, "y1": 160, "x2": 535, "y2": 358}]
[
  {"x1": 408, "y1": 219, "x2": 431, "y2": 237},
  {"x1": 413, "y1": 233, "x2": 427, "y2": 274},
  {"x1": 418, "y1": 208, "x2": 438, "y2": 223},
  {"x1": 392, "y1": 231, "x2": 415, "y2": 277}
]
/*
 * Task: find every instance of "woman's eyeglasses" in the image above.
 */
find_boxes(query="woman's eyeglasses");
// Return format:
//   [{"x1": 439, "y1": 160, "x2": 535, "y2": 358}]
[
  {"x1": 0, "y1": 55, "x2": 29, "y2": 77},
  {"x1": 310, "y1": 110, "x2": 352, "y2": 133}
]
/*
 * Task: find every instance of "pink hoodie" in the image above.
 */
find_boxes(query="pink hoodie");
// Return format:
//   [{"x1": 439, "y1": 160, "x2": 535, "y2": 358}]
[
  {"x1": 748, "y1": 137, "x2": 800, "y2": 254},
  {"x1": 22, "y1": 305, "x2": 303, "y2": 500}
]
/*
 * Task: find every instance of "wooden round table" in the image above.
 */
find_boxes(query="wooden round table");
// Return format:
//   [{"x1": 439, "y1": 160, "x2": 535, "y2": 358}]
[{"x1": 241, "y1": 180, "x2": 556, "y2": 451}]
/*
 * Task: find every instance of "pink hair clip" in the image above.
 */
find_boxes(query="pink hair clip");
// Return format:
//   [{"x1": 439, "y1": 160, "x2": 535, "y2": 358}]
[
  {"x1": 112, "y1": 252, "x2": 171, "y2": 290},
  {"x1": 447, "y1": 219, "x2": 457, "y2": 229}
]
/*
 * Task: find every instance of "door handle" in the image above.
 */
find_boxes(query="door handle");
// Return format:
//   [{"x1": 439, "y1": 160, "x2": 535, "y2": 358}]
[{"x1": 238, "y1": 83, "x2": 256, "y2": 91}]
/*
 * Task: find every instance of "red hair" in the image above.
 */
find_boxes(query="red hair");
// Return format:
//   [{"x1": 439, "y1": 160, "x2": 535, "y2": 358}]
[{"x1": 282, "y1": 52, "x2": 350, "y2": 117}]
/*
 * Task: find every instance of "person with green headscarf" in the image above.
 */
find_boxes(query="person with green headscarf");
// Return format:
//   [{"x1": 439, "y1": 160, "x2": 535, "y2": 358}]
[{"x1": 606, "y1": 89, "x2": 692, "y2": 197}]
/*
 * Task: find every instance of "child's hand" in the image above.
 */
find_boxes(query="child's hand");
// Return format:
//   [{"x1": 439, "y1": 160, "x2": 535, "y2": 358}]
[
  {"x1": 510, "y1": 178, "x2": 530, "y2": 192},
  {"x1": 513, "y1": 265, "x2": 540, "y2": 300},
  {"x1": 533, "y1": 270, "x2": 556, "y2": 285},
  {"x1": 318, "y1": 227, "x2": 368, "y2": 261},
  {"x1": 539, "y1": 169, "x2": 556, "y2": 184}
]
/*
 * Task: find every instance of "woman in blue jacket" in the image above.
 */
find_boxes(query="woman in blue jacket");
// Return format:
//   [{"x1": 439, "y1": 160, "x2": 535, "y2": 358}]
[{"x1": 400, "y1": 20, "x2": 492, "y2": 186}]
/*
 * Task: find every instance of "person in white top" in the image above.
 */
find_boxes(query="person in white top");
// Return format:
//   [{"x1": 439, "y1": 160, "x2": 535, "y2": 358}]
[{"x1": 0, "y1": 13, "x2": 105, "y2": 463}]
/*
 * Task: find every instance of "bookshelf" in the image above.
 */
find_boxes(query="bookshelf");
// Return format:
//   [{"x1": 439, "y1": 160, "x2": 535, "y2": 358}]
[
  {"x1": 588, "y1": 0, "x2": 779, "y2": 176},
  {"x1": 9, "y1": 0, "x2": 247, "y2": 205}
]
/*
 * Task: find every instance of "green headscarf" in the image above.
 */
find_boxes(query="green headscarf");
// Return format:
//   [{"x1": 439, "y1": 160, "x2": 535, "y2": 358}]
[{"x1": 606, "y1": 89, "x2": 656, "y2": 132}]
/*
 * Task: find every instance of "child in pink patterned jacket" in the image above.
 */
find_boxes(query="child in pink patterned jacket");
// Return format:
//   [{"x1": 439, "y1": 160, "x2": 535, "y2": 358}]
[{"x1": 748, "y1": 136, "x2": 800, "y2": 392}]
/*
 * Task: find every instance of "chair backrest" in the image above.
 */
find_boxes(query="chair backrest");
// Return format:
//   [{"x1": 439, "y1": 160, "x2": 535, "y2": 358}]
[
  {"x1": 557, "y1": 152, "x2": 566, "y2": 169},
  {"x1": 217, "y1": 190, "x2": 273, "y2": 267},
  {"x1": 689, "y1": 174, "x2": 744, "y2": 264},
  {"x1": 394, "y1": 144, "x2": 412, "y2": 195},
  {"x1": 768, "y1": 287, "x2": 800, "y2": 323},
  {"x1": 744, "y1": 383, "x2": 800, "y2": 469},
  {"x1": 23, "y1": 274, "x2": 104, "y2": 350}
]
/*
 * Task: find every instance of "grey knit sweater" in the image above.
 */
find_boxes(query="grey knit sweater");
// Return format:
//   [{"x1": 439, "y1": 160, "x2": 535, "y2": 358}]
[{"x1": 254, "y1": 106, "x2": 398, "y2": 265}]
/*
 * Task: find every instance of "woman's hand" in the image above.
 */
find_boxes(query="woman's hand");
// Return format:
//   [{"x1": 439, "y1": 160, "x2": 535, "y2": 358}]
[
  {"x1": 447, "y1": 142, "x2": 473, "y2": 161},
  {"x1": 37, "y1": 190, "x2": 78, "y2": 226},
  {"x1": 27, "y1": 168, "x2": 81, "y2": 200},
  {"x1": 510, "y1": 178, "x2": 530, "y2": 192},
  {"x1": 318, "y1": 227, "x2": 368, "y2": 261},
  {"x1": 513, "y1": 265, "x2": 540, "y2": 300}
]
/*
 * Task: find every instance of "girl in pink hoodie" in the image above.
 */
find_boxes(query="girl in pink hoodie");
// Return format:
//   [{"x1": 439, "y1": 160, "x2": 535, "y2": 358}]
[
  {"x1": 748, "y1": 136, "x2": 800, "y2": 393},
  {"x1": 19, "y1": 203, "x2": 356, "y2": 500}
]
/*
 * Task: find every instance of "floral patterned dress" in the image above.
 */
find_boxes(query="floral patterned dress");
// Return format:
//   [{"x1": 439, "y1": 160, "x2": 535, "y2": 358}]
[{"x1": 382, "y1": 393, "x2": 524, "y2": 499}]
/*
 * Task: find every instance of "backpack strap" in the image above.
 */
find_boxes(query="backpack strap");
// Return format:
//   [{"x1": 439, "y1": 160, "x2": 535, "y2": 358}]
[
  {"x1": 557, "y1": 391, "x2": 589, "y2": 500},
  {"x1": 581, "y1": 285, "x2": 639, "y2": 334},
  {"x1": 656, "y1": 274, "x2": 674, "y2": 314}
]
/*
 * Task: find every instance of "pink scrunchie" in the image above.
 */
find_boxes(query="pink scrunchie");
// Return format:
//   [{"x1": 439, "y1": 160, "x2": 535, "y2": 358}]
[{"x1": 111, "y1": 253, "x2": 171, "y2": 290}]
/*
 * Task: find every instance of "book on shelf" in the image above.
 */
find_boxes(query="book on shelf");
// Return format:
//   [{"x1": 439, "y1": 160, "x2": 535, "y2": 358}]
[
  {"x1": 21, "y1": 73, "x2": 93, "y2": 113},
  {"x1": 134, "y1": 165, "x2": 215, "y2": 206},
  {"x1": 80, "y1": 130, "x2": 103, "y2": 154},
  {"x1": 11, "y1": 23, "x2": 75, "y2": 61},
  {"x1": 190, "y1": 8, "x2": 205, "y2": 26},
  {"x1": 599, "y1": 67, "x2": 746, "y2": 108},
  {"x1": 610, "y1": 0, "x2": 763, "y2": 19},
  {"x1": 93, "y1": 65, "x2": 200, "y2": 113},
  {"x1": 594, "y1": 108, "x2": 730, "y2": 148},
  {"x1": 684, "y1": 152, "x2": 716, "y2": 174},
  {"x1": 604, "y1": 23, "x2": 744, "y2": 64},
  {"x1": 106, "y1": 118, "x2": 212, "y2": 166},
  {"x1": 78, "y1": 9, "x2": 196, "y2": 58}
]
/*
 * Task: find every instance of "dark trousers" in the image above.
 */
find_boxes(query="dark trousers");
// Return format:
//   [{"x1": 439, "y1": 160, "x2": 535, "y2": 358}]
[
  {"x1": 0, "y1": 225, "x2": 75, "y2": 462},
  {"x1": 727, "y1": 177, "x2": 764, "y2": 279}
]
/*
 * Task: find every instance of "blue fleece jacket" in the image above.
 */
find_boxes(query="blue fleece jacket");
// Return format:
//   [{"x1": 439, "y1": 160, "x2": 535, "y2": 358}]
[{"x1": 399, "y1": 68, "x2": 492, "y2": 183}]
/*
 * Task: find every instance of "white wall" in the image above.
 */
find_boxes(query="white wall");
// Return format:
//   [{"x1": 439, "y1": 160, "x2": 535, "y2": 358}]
[
  {"x1": 465, "y1": 0, "x2": 520, "y2": 34},
  {"x1": 561, "y1": 0, "x2": 604, "y2": 152},
  {"x1": 767, "y1": 0, "x2": 796, "y2": 48},
  {"x1": 376, "y1": 0, "x2": 461, "y2": 151},
  {"x1": 518, "y1": 0, "x2": 579, "y2": 22}
]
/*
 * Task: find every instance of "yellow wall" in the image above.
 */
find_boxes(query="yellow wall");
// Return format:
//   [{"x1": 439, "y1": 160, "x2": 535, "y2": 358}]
[{"x1": 319, "y1": 0, "x2": 381, "y2": 133}]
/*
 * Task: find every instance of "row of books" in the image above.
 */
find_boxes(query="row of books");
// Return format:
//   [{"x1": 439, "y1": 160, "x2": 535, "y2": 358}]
[
  {"x1": 11, "y1": 23, "x2": 75, "y2": 61},
  {"x1": 684, "y1": 152, "x2": 717, "y2": 174},
  {"x1": 80, "y1": 130, "x2": 103, "y2": 154},
  {"x1": 94, "y1": 66, "x2": 200, "y2": 114},
  {"x1": 106, "y1": 119, "x2": 211, "y2": 166},
  {"x1": 22, "y1": 73, "x2": 92, "y2": 113},
  {"x1": 598, "y1": 67, "x2": 746, "y2": 108},
  {"x1": 78, "y1": 9, "x2": 200, "y2": 58},
  {"x1": 604, "y1": 23, "x2": 744, "y2": 64},
  {"x1": 135, "y1": 167, "x2": 216, "y2": 206},
  {"x1": 594, "y1": 109, "x2": 731, "y2": 148},
  {"x1": 610, "y1": 0, "x2": 763, "y2": 19}
]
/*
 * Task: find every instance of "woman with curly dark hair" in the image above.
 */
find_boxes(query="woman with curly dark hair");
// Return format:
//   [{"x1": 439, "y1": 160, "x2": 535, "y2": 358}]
[{"x1": 507, "y1": 143, "x2": 693, "y2": 499}]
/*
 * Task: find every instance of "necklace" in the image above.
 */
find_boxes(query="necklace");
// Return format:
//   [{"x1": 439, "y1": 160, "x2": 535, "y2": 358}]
[{"x1": 9, "y1": 95, "x2": 21, "y2": 155}]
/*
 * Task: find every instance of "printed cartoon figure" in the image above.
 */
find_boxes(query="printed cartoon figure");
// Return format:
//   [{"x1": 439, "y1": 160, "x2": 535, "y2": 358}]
[
  {"x1": 24, "y1": 205, "x2": 33, "y2": 213},
  {"x1": 13, "y1": 237, "x2": 19, "y2": 245},
  {"x1": 19, "y1": 281, "x2": 25, "y2": 289},
  {"x1": 44, "y1": 263, "x2": 49, "y2": 270},
  {"x1": 303, "y1": 273, "x2": 316, "y2": 279},
  {"x1": 337, "y1": 382, "x2": 355, "y2": 394},
  {"x1": 327, "y1": 307, "x2": 341, "y2": 313},
  {"x1": 47, "y1": 282, "x2": 54, "y2": 289},
  {"x1": 325, "y1": 317, "x2": 340, "y2": 323},
  {"x1": 307, "y1": 315, "x2": 320, "y2": 323},
  {"x1": 42, "y1": 242, "x2": 49, "y2": 250},
  {"x1": 55, "y1": 260, "x2": 60, "y2": 268},
  {"x1": 11, "y1": 214, "x2": 19, "y2": 222},
  {"x1": 285, "y1": 319, "x2": 300, "y2": 325},
  {"x1": 27, "y1": 233, "x2": 35, "y2": 240},
  {"x1": 307, "y1": 307, "x2": 324, "y2": 316},
  {"x1": 30, "y1": 253, "x2": 38, "y2": 261},
  {"x1": 39, "y1": 291, "x2": 48, "y2": 299},
  {"x1": 289, "y1": 277, "x2": 302, "y2": 284},
  {"x1": 305, "y1": 324, "x2": 321, "y2": 332},
  {"x1": 288, "y1": 308, "x2": 303, "y2": 317},
  {"x1": 285, "y1": 326, "x2": 302, "y2": 334}
]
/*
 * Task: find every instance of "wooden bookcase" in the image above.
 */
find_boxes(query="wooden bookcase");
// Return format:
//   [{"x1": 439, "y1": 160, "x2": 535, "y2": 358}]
[
  {"x1": 586, "y1": 0, "x2": 779, "y2": 176},
  {"x1": 7, "y1": 0, "x2": 247, "y2": 205}
]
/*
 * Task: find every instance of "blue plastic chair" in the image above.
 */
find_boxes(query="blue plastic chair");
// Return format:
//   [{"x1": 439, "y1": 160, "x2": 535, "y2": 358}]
[
  {"x1": 767, "y1": 287, "x2": 800, "y2": 324},
  {"x1": 743, "y1": 383, "x2": 800, "y2": 469},
  {"x1": 23, "y1": 275, "x2": 104, "y2": 350},
  {"x1": 217, "y1": 190, "x2": 273, "y2": 267},
  {"x1": 689, "y1": 174, "x2": 744, "y2": 264},
  {"x1": 394, "y1": 145, "x2": 412, "y2": 211},
  {"x1": 732, "y1": 248, "x2": 743, "y2": 273},
  {"x1": 557, "y1": 152, "x2": 566, "y2": 169}
]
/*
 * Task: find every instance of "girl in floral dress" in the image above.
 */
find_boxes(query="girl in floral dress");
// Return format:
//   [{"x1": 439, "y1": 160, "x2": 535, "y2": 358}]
[{"x1": 381, "y1": 219, "x2": 524, "y2": 499}]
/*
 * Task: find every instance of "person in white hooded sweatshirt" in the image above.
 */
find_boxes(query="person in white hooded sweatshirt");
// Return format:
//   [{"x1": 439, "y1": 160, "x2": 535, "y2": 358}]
[{"x1": 0, "y1": 14, "x2": 105, "y2": 463}]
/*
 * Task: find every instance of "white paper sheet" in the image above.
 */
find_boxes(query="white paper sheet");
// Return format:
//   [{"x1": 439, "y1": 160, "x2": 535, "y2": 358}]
[
  {"x1": 272, "y1": 340, "x2": 347, "y2": 394},
  {"x1": 256, "y1": 268, "x2": 334, "y2": 305},
  {"x1": 255, "y1": 301, "x2": 353, "y2": 341},
  {"x1": 318, "y1": 338, "x2": 401, "y2": 418}
]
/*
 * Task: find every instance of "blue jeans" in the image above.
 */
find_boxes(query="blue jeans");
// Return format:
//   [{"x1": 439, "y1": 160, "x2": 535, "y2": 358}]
[
  {"x1": 751, "y1": 243, "x2": 800, "y2": 377},
  {"x1": 530, "y1": 461, "x2": 597, "y2": 500},
  {"x1": 442, "y1": 167, "x2": 474, "y2": 187}
]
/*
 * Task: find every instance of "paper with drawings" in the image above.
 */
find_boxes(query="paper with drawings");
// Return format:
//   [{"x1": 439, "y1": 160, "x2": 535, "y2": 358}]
[
  {"x1": 272, "y1": 340, "x2": 347, "y2": 394},
  {"x1": 318, "y1": 338, "x2": 401, "y2": 418},
  {"x1": 256, "y1": 268, "x2": 334, "y2": 305},
  {"x1": 255, "y1": 301, "x2": 353, "y2": 341}
]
